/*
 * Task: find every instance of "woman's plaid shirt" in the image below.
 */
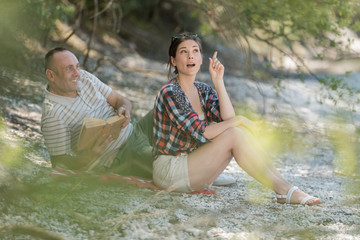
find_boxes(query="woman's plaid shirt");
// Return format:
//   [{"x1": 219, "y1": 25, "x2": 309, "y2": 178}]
[{"x1": 153, "y1": 78, "x2": 222, "y2": 158}]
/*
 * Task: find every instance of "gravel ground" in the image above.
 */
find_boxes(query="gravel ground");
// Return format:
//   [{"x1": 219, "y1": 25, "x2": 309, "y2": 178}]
[{"x1": 0, "y1": 48, "x2": 359, "y2": 239}]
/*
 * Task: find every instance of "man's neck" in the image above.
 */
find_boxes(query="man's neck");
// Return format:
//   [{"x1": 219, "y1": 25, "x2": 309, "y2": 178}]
[{"x1": 48, "y1": 86, "x2": 78, "y2": 98}]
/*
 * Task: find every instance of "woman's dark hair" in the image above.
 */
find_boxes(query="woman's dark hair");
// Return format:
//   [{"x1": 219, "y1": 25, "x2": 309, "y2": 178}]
[{"x1": 167, "y1": 33, "x2": 202, "y2": 80}]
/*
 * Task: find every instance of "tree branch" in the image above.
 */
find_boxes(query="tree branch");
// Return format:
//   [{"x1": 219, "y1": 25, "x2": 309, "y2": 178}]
[
  {"x1": 90, "y1": 0, "x2": 114, "y2": 19},
  {"x1": 83, "y1": 0, "x2": 98, "y2": 69}
]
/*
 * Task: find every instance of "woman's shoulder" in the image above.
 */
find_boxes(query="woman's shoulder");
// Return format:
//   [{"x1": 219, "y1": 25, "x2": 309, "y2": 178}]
[{"x1": 160, "y1": 79, "x2": 179, "y2": 92}]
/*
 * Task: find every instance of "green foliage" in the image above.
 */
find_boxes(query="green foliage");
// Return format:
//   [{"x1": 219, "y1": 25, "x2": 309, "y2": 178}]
[
  {"x1": 317, "y1": 74, "x2": 360, "y2": 109},
  {"x1": 119, "y1": 0, "x2": 201, "y2": 33},
  {"x1": 327, "y1": 115, "x2": 359, "y2": 177},
  {"x1": 121, "y1": 0, "x2": 157, "y2": 19},
  {"x1": 189, "y1": 1, "x2": 355, "y2": 61},
  {"x1": 0, "y1": 0, "x2": 72, "y2": 70},
  {"x1": 0, "y1": 118, "x2": 24, "y2": 194},
  {"x1": 181, "y1": 0, "x2": 360, "y2": 107},
  {"x1": 21, "y1": 0, "x2": 72, "y2": 36},
  {"x1": 192, "y1": 0, "x2": 357, "y2": 46}
]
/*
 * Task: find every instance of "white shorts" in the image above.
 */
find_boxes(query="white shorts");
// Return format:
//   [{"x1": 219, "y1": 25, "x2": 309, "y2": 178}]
[{"x1": 152, "y1": 154, "x2": 193, "y2": 193}]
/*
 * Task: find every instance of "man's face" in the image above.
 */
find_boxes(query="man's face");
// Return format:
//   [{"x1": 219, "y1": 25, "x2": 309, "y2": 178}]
[{"x1": 46, "y1": 50, "x2": 81, "y2": 97}]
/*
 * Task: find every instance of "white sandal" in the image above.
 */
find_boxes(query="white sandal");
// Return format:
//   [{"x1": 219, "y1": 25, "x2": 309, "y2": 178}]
[{"x1": 276, "y1": 186, "x2": 320, "y2": 205}]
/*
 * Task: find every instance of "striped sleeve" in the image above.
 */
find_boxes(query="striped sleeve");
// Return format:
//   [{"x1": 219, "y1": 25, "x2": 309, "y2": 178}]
[{"x1": 82, "y1": 70, "x2": 112, "y2": 99}]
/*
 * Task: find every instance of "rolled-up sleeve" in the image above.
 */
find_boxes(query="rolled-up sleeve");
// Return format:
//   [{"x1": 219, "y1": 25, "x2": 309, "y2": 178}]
[{"x1": 204, "y1": 86, "x2": 222, "y2": 123}]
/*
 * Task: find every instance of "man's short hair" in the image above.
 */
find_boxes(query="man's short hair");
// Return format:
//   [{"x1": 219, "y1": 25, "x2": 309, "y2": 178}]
[{"x1": 44, "y1": 47, "x2": 69, "y2": 71}]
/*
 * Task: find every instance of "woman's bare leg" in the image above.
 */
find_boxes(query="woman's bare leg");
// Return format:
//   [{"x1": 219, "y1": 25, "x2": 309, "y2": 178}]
[
  {"x1": 187, "y1": 127, "x2": 320, "y2": 204},
  {"x1": 238, "y1": 128, "x2": 293, "y2": 191}
]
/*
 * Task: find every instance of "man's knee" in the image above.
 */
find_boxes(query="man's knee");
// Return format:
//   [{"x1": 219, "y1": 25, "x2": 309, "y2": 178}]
[{"x1": 137, "y1": 109, "x2": 154, "y2": 145}]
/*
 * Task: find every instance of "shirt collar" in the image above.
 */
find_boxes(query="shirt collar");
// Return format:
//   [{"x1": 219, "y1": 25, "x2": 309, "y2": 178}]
[{"x1": 44, "y1": 84, "x2": 79, "y2": 106}]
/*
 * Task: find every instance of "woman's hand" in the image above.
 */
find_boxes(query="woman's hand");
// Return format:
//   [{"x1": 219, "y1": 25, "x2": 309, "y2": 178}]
[
  {"x1": 232, "y1": 116, "x2": 253, "y2": 128},
  {"x1": 232, "y1": 116, "x2": 265, "y2": 136},
  {"x1": 209, "y1": 51, "x2": 225, "y2": 86}
]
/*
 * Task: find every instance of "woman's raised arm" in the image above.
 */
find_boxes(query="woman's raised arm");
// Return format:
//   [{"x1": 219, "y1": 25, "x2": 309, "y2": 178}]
[{"x1": 209, "y1": 51, "x2": 235, "y2": 120}]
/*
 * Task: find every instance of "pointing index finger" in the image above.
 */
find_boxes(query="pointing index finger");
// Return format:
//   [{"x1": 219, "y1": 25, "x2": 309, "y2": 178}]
[{"x1": 212, "y1": 51, "x2": 218, "y2": 60}]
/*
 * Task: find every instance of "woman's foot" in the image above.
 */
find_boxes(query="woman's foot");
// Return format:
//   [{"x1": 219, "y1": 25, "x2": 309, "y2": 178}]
[{"x1": 276, "y1": 186, "x2": 321, "y2": 205}]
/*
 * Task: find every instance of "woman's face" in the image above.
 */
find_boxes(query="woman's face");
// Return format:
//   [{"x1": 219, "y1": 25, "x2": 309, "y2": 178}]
[{"x1": 171, "y1": 39, "x2": 202, "y2": 77}]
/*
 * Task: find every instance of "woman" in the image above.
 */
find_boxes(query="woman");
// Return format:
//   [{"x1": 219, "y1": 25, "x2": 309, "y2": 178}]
[{"x1": 152, "y1": 33, "x2": 321, "y2": 205}]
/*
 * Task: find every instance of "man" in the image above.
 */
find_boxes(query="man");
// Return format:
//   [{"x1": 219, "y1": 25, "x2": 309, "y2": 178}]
[{"x1": 41, "y1": 47, "x2": 153, "y2": 178}]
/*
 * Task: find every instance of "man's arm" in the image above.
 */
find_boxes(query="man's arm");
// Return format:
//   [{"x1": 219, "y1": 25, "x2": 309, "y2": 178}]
[{"x1": 107, "y1": 90, "x2": 132, "y2": 127}]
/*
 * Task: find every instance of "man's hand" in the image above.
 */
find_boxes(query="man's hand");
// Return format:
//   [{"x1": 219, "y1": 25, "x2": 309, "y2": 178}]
[
  {"x1": 107, "y1": 91, "x2": 132, "y2": 128},
  {"x1": 91, "y1": 125, "x2": 113, "y2": 154},
  {"x1": 117, "y1": 106, "x2": 131, "y2": 127}
]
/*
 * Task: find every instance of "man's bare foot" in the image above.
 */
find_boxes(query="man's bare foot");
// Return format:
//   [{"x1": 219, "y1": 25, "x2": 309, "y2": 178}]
[{"x1": 276, "y1": 186, "x2": 321, "y2": 205}]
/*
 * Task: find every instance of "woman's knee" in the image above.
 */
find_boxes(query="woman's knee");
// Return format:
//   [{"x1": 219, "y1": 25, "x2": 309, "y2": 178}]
[{"x1": 219, "y1": 127, "x2": 247, "y2": 146}]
